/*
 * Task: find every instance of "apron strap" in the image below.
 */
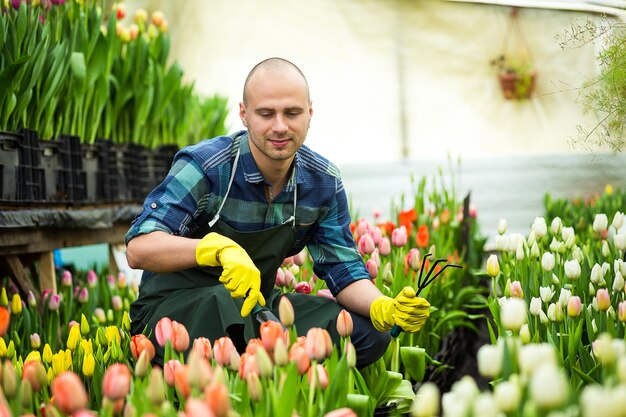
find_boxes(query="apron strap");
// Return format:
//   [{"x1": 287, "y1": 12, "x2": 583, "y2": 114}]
[{"x1": 209, "y1": 148, "x2": 241, "y2": 228}]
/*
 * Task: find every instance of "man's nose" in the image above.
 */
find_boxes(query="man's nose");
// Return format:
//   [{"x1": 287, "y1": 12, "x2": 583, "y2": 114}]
[{"x1": 272, "y1": 115, "x2": 287, "y2": 133}]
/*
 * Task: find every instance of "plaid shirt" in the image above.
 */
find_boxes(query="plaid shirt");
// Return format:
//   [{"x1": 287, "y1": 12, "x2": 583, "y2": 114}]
[{"x1": 126, "y1": 131, "x2": 368, "y2": 295}]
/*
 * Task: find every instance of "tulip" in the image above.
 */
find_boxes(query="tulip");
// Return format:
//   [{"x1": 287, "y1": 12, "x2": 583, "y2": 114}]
[
  {"x1": 596, "y1": 288, "x2": 611, "y2": 311},
  {"x1": 529, "y1": 297, "x2": 542, "y2": 316},
  {"x1": 205, "y1": 381, "x2": 230, "y2": 417},
  {"x1": 66, "y1": 324, "x2": 80, "y2": 352},
  {"x1": 324, "y1": 408, "x2": 357, "y2": 417},
  {"x1": 486, "y1": 254, "x2": 499, "y2": 277},
  {"x1": 82, "y1": 353, "x2": 95, "y2": 378},
  {"x1": 246, "y1": 372, "x2": 263, "y2": 401},
  {"x1": 500, "y1": 298, "x2": 527, "y2": 332},
  {"x1": 61, "y1": 270, "x2": 72, "y2": 287},
  {"x1": 213, "y1": 337, "x2": 236, "y2": 367},
  {"x1": 307, "y1": 363, "x2": 329, "y2": 389},
  {"x1": 593, "y1": 213, "x2": 609, "y2": 233},
  {"x1": 473, "y1": 393, "x2": 498, "y2": 417},
  {"x1": 336, "y1": 310, "x2": 353, "y2": 337},
  {"x1": 94, "y1": 307, "x2": 106, "y2": 324},
  {"x1": 288, "y1": 344, "x2": 310, "y2": 374},
  {"x1": 111, "y1": 295, "x2": 123, "y2": 312},
  {"x1": 42, "y1": 344, "x2": 52, "y2": 364},
  {"x1": 510, "y1": 281, "x2": 524, "y2": 298},
  {"x1": 155, "y1": 317, "x2": 173, "y2": 348},
  {"x1": 29, "y1": 333, "x2": 41, "y2": 349},
  {"x1": 520, "y1": 323, "x2": 531, "y2": 344},
  {"x1": 295, "y1": 281, "x2": 312, "y2": 294},
  {"x1": 541, "y1": 252, "x2": 555, "y2": 271},
  {"x1": 498, "y1": 218, "x2": 507, "y2": 235},
  {"x1": 493, "y1": 380, "x2": 521, "y2": 413},
  {"x1": 540, "y1": 286, "x2": 554, "y2": 303},
  {"x1": 48, "y1": 294, "x2": 60, "y2": 311},
  {"x1": 51, "y1": 371, "x2": 88, "y2": 414},
  {"x1": 515, "y1": 242, "x2": 525, "y2": 261},
  {"x1": 615, "y1": 232, "x2": 626, "y2": 251},
  {"x1": 260, "y1": 320, "x2": 286, "y2": 353},
  {"x1": 568, "y1": 296, "x2": 582, "y2": 317},
  {"x1": 477, "y1": 343, "x2": 502, "y2": 378},
  {"x1": 365, "y1": 259, "x2": 378, "y2": 279},
  {"x1": 564, "y1": 259, "x2": 581, "y2": 280},
  {"x1": 22, "y1": 360, "x2": 46, "y2": 392},
  {"x1": 358, "y1": 234, "x2": 375, "y2": 255},
  {"x1": 192, "y1": 337, "x2": 212, "y2": 360},
  {"x1": 619, "y1": 301, "x2": 626, "y2": 322},
  {"x1": 0, "y1": 289, "x2": 6, "y2": 307},
  {"x1": 151, "y1": 10, "x2": 165, "y2": 27},
  {"x1": 391, "y1": 226, "x2": 408, "y2": 246},
  {"x1": 279, "y1": 296, "x2": 295, "y2": 327},
  {"x1": 163, "y1": 359, "x2": 182, "y2": 387},
  {"x1": 378, "y1": 237, "x2": 391, "y2": 256},
  {"x1": 105, "y1": 325, "x2": 120, "y2": 345},
  {"x1": 529, "y1": 365, "x2": 569, "y2": 410},
  {"x1": 171, "y1": 320, "x2": 190, "y2": 352},
  {"x1": 593, "y1": 333, "x2": 618, "y2": 365},
  {"x1": 532, "y1": 217, "x2": 547, "y2": 238},
  {"x1": 305, "y1": 328, "x2": 333, "y2": 361},
  {"x1": 0, "y1": 307, "x2": 9, "y2": 338},
  {"x1": 344, "y1": 342, "x2": 356, "y2": 369},
  {"x1": 9, "y1": 293, "x2": 21, "y2": 315},
  {"x1": 411, "y1": 382, "x2": 440, "y2": 417}
]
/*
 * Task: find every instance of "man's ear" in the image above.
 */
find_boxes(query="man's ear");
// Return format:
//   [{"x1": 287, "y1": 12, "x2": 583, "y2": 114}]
[{"x1": 239, "y1": 102, "x2": 248, "y2": 127}]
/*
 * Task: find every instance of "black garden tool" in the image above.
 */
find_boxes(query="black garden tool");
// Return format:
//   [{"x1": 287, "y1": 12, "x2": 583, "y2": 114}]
[
  {"x1": 390, "y1": 253, "x2": 462, "y2": 337},
  {"x1": 251, "y1": 303, "x2": 286, "y2": 331}
]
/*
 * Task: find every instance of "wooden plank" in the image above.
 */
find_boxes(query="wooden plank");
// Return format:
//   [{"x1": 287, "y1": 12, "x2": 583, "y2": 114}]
[
  {"x1": 108, "y1": 244, "x2": 119, "y2": 276},
  {"x1": 38, "y1": 251, "x2": 57, "y2": 294},
  {"x1": 5, "y1": 255, "x2": 41, "y2": 303},
  {"x1": 0, "y1": 223, "x2": 128, "y2": 255}
]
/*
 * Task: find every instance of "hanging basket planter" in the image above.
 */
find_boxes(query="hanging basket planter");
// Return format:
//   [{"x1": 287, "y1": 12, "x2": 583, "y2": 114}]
[{"x1": 498, "y1": 69, "x2": 537, "y2": 100}]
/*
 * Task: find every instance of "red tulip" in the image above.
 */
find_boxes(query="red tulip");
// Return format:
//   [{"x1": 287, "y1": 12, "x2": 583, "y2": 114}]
[
  {"x1": 416, "y1": 225, "x2": 429, "y2": 248},
  {"x1": 295, "y1": 281, "x2": 312, "y2": 294},
  {"x1": 102, "y1": 363, "x2": 131, "y2": 401},
  {"x1": 51, "y1": 372, "x2": 88, "y2": 414},
  {"x1": 130, "y1": 334, "x2": 155, "y2": 361}
]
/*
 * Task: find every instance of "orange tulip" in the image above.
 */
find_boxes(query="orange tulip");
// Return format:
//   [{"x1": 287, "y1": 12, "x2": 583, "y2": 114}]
[
  {"x1": 130, "y1": 334, "x2": 155, "y2": 361},
  {"x1": 304, "y1": 328, "x2": 333, "y2": 361},
  {"x1": 245, "y1": 338, "x2": 264, "y2": 355},
  {"x1": 0, "y1": 307, "x2": 9, "y2": 337},
  {"x1": 288, "y1": 344, "x2": 310, "y2": 375},
  {"x1": 213, "y1": 337, "x2": 236, "y2": 367},
  {"x1": 192, "y1": 337, "x2": 212, "y2": 360},
  {"x1": 398, "y1": 208, "x2": 417, "y2": 236},
  {"x1": 238, "y1": 353, "x2": 259, "y2": 380},
  {"x1": 260, "y1": 321, "x2": 287, "y2": 353},
  {"x1": 171, "y1": 321, "x2": 190, "y2": 352},
  {"x1": 336, "y1": 310, "x2": 353, "y2": 338},
  {"x1": 102, "y1": 363, "x2": 131, "y2": 401},
  {"x1": 416, "y1": 224, "x2": 429, "y2": 248},
  {"x1": 185, "y1": 398, "x2": 216, "y2": 417},
  {"x1": 22, "y1": 360, "x2": 47, "y2": 392},
  {"x1": 307, "y1": 363, "x2": 329, "y2": 389},
  {"x1": 51, "y1": 371, "x2": 88, "y2": 414},
  {"x1": 174, "y1": 364, "x2": 191, "y2": 398},
  {"x1": 205, "y1": 381, "x2": 230, "y2": 417},
  {"x1": 163, "y1": 359, "x2": 182, "y2": 387},
  {"x1": 186, "y1": 349, "x2": 213, "y2": 389}
]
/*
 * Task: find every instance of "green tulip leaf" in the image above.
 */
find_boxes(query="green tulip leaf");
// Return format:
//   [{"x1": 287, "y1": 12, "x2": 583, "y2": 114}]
[
  {"x1": 347, "y1": 393, "x2": 374, "y2": 417},
  {"x1": 400, "y1": 346, "x2": 426, "y2": 382}
]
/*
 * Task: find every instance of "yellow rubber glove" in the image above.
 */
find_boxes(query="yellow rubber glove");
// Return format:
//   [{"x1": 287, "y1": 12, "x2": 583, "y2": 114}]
[
  {"x1": 369, "y1": 286, "x2": 430, "y2": 333},
  {"x1": 195, "y1": 232, "x2": 265, "y2": 318}
]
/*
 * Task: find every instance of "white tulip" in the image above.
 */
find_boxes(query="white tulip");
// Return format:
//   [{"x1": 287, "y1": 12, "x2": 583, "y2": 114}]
[
  {"x1": 564, "y1": 259, "x2": 581, "y2": 280},
  {"x1": 477, "y1": 343, "x2": 502, "y2": 378},
  {"x1": 552, "y1": 273, "x2": 560, "y2": 286},
  {"x1": 614, "y1": 231, "x2": 626, "y2": 251},
  {"x1": 529, "y1": 365, "x2": 569, "y2": 410},
  {"x1": 602, "y1": 240, "x2": 611, "y2": 257},
  {"x1": 412, "y1": 382, "x2": 440, "y2": 417},
  {"x1": 530, "y1": 297, "x2": 542, "y2": 316},
  {"x1": 547, "y1": 303, "x2": 557, "y2": 321},
  {"x1": 549, "y1": 237, "x2": 559, "y2": 252},
  {"x1": 558, "y1": 288, "x2": 571, "y2": 306},
  {"x1": 472, "y1": 393, "x2": 498, "y2": 417},
  {"x1": 520, "y1": 323, "x2": 531, "y2": 344},
  {"x1": 612, "y1": 211, "x2": 624, "y2": 230},
  {"x1": 572, "y1": 245, "x2": 584, "y2": 263},
  {"x1": 539, "y1": 309, "x2": 549, "y2": 324},
  {"x1": 498, "y1": 218, "x2": 507, "y2": 235},
  {"x1": 527, "y1": 230, "x2": 537, "y2": 247},
  {"x1": 602, "y1": 261, "x2": 610, "y2": 277},
  {"x1": 561, "y1": 226, "x2": 575, "y2": 245},
  {"x1": 592, "y1": 333, "x2": 618, "y2": 365},
  {"x1": 495, "y1": 234, "x2": 508, "y2": 251},
  {"x1": 540, "y1": 286, "x2": 554, "y2": 303},
  {"x1": 486, "y1": 254, "x2": 500, "y2": 278},
  {"x1": 592, "y1": 318, "x2": 598, "y2": 333},
  {"x1": 593, "y1": 213, "x2": 609, "y2": 233},
  {"x1": 508, "y1": 233, "x2": 524, "y2": 253},
  {"x1": 580, "y1": 385, "x2": 618, "y2": 417},
  {"x1": 541, "y1": 252, "x2": 555, "y2": 271},
  {"x1": 516, "y1": 241, "x2": 525, "y2": 261},
  {"x1": 611, "y1": 386, "x2": 626, "y2": 417},
  {"x1": 613, "y1": 270, "x2": 624, "y2": 292},
  {"x1": 501, "y1": 298, "x2": 527, "y2": 332},
  {"x1": 494, "y1": 380, "x2": 521, "y2": 413},
  {"x1": 590, "y1": 263, "x2": 604, "y2": 284},
  {"x1": 618, "y1": 356, "x2": 626, "y2": 384},
  {"x1": 518, "y1": 343, "x2": 557, "y2": 377},
  {"x1": 451, "y1": 375, "x2": 479, "y2": 403},
  {"x1": 530, "y1": 242, "x2": 540, "y2": 259},
  {"x1": 441, "y1": 391, "x2": 468, "y2": 417},
  {"x1": 532, "y1": 217, "x2": 548, "y2": 238},
  {"x1": 551, "y1": 217, "x2": 562, "y2": 235}
]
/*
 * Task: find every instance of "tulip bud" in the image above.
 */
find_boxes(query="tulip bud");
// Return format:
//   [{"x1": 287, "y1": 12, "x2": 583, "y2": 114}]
[
  {"x1": 336, "y1": 309, "x2": 353, "y2": 338},
  {"x1": 66, "y1": 324, "x2": 80, "y2": 352},
  {"x1": 520, "y1": 323, "x2": 531, "y2": 344},
  {"x1": 529, "y1": 297, "x2": 542, "y2": 316},
  {"x1": 295, "y1": 281, "x2": 312, "y2": 294},
  {"x1": 0, "y1": 288, "x2": 7, "y2": 307},
  {"x1": 278, "y1": 296, "x2": 295, "y2": 328},
  {"x1": 515, "y1": 242, "x2": 525, "y2": 261},
  {"x1": 273, "y1": 337, "x2": 288, "y2": 367},
  {"x1": 530, "y1": 365, "x2": 569, "y2": 410},
  {"x1": 147, "y1": 368, "x2": 166, "y2": 405},
  {"x1": 246, "y1": 372, "x2": 263, "y2": 401},
  {"x1": 602, "y1": 240, "x2": 611, "y2": 257},
  {"x1": 86, "y1": 270, "x2": 98, "y2": 288},
  {"x1": 48, "y1": 294, "x2": 60, "y2": 311},
  {"x1": 564, "y1": 259, "x2": 581, "y2": 280},
  {"x1": 477, "y1": 343, "x2": 502, "y2": 378},
  {"x1": 541, "y1": 252, "x2": 555, "y2": 271},
  {"x1": 2, "y1": 361, "x2": 18, "y2": 398},
  {"x1": 596, "y1": 289, "x2": 611, "y2": 311},
  {"x1": 567, "y1": 296, "x2": 582, "y2": 317},
  {"x1": 540, "y1": 286, "x2": 554, "y2": 304},
  {"x1": 344, "y1": 342, "x2": 356, "y2": 369},
  {"x1": 378, "y1": 237, "x2": 391, "y2": 256},
  {"x1": 593, "y1": 214, "x2": 609, "y2": 233},
  {"x1": 382, "y1": 262, "x2": 393, "y2": 284},
  {"x1": 413, "y1": 382, "x2": 440, "y2": 417},
  {"x1": 486, "y1": 254, "x2": 500, "y2": 278},
  {"x1": 615, "y1": 232, "x2": 626, "y2": 251},
  {"x1": 529, "y1": 241, "x2": 540, "y2": 259},
  {"x1": 82, "y1": 353, "x2": 95, "y2": 377},
  {"x1": 550, "y1": 217, "x2": 562, "y2": 235},
  {"x1": 498, "y1": 218, "x2": 507, "y2": 235},
  {"x1": 532, "y1": 217, "x2": 547, "y2": 238},
  {"x1": 61, "y1": 270, "x2": 72, "y2": 287},
  {"x1": 366, "y1": 259, "x2": 378, "y2": 279},
  {"x1": 510, "y1": 281, "x2": 524, "y2": 298},
  {"x1": 619, "y1": 301, "x2": 626, "y2": 322},
  {"x1": 494, "y1": 380, "x2": 520, "y2": 413},
  {"x1": 391, "y1": 226, "x2": 408, "y2": 247}
]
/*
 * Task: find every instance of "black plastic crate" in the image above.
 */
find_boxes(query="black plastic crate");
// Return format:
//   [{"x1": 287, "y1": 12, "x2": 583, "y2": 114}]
[
  {"x1": 0, "y1": 131, "x2": 20, "y2": 202},
  {"x1": 17, "y1": 128, "x2": 45, "y2": 202}
]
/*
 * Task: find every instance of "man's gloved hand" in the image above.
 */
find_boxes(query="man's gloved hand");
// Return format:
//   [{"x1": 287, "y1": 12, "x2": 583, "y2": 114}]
[
  {"x1": 196, "y1": 232, "x2": 265, "y2": 318},
  {"x1": 369, "y1": 286, "x2": 430, "y2": 333}
]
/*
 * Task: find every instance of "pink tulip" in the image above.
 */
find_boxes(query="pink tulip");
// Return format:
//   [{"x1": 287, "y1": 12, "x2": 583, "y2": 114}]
[
  {"x1": 51, "y1": 372, "x2": 88, "y2": 414},
  {"x1": 77, "y1": 288, "x2": 89, "y2": 304},
  {"x1": 163, "y1": 359, "x2": 182, "y2": 387},
  {"x1": 86, "y1": 270, "x2": 98, "y2": 288},
  {"x1": 510, "y1": 281, "x2": 524, "y2": 298},
  {"x1": 155, "y1": 317, "x2": 173, "y2": 347},
  {"x1": 283, "y1": 269, "x2": 296, "y2": 288},
  {"x1": 358, "y1": 234, "x2": 375, "y2": 256},
  {"x1": 391, "y1": 226, "x2": 408, "y2": 247},
  {"x1": 307, "y1": 363, "x2": 329, "y2": 389},
  {"x1": 305, "y1": 328, "x2": 333, "y2": 361},
  {"x1": 567, "y1": 296, "x2": 582, "y2": 317},
  {"x1": 324, "y1": 408, "x2": 358, "y2": 417},
  {"x1": 371, "y1": 226, "x2": 382, "y2": 245},
  {"x1": 213, "y1": 337, "x2": 236, "y2": 367},
  {"x1": 407, "y1": 248, "x2": 420, "y2": 272},
  {"x1": 366, "y1": 259, "x2": 379, "y2": 279},
  {"x1": 336, "y1": 310, "x2": 353, "y2": 338},
  {"x1": 596, "y1": 289, "x2": 611, "y2": 311},
  {"x1": 102, "y1": 363, "x2": 131, "y2": 401},
  {"x1": 193, "y1": 337, "x2": 212, "y2": 360},
  {"x1": 378, "y1": 237, "x2": 391, "y2": 256},
  {"x1": 275, "y1": 268, "x2": 286, "y2": 287},
  {"x1": 185, "y1": 398, "x2": 216, "y2": 417},
  {"x1": 293, "y1": 250, "x2": 307, "y2": 266},
  {"x1": 61, "y1": 270, "x2": 72, "y2": 287},
  {"x1": 356, "y1": 219, "x2": 370, "y2": 238},
  {"x1": 130, "y1": 334, "x2": 156, "y2": 361},
  {"x1": 48, "y1": 294, "x2": 61, "y2": 311},
  {"x1": 619, "y1": 301, "x2": 626, "y2": 322},
  {"x1": 111, "y1": 295, "x2": 123, "y2": 311},
  {"x1": 295, "y1": 281, "x2": 312, "y2": 294}
]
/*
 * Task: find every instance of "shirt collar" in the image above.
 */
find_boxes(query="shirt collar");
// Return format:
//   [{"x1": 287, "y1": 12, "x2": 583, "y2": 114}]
[{"x1": 237, "y1": 131, "x2": 303, "y2": 190}]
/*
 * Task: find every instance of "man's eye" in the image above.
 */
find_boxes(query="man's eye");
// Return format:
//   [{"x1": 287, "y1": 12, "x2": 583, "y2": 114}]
[
  {"x1": 259, "y1": 113, "x2": 273, "y2": 118},
  {"x1": 286, "y1": 112, "x2": 300, "y2": 117}
]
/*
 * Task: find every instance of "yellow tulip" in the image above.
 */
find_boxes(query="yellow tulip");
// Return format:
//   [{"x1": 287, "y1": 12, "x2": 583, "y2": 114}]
[
  {"x1": 606, "y1": 184, "x2": 614, "y2": 195},
  {"x1": 25, "y1": 351, "x2": 41, "y2": 363},
  {"x1": 46, "y1": 367, "x2": 54, "y2": 385},
  {"x1": 42, "y1": 344, "x2": 52, "y2": 364},
  {"x1": 105, "y1": 326, "x2": 120, "y2": 345},
  {"x1": 80, "y1": 339, "x2": 93, "y2": 355},
  {"x1": 64, "y1": 349, "x2": 72, "y2": 370},
  {"x1": 7, "y1": 340, "x2": 15, "y2": 359},
  {"x1": 51, "y1": 352, "x2": 65, "y2": 376},
  {"x1": 0, "y1": 288, "x2": 8, "y2": 307},
  {"x1": 0, "y1": 338, "x2": 6, "y2": 358},
  {"x1": 11, "y1": 294, "x2": 22, "y2": 315},
  {"x1": 82, "y1": 353, "x2": 95, "y2": 377},
  {"x1": 67, "y1": 324, "x2": 81, "y2": 352},
  {"x1": 122, "y1": 312, "x2": 131, "y2": 332}
]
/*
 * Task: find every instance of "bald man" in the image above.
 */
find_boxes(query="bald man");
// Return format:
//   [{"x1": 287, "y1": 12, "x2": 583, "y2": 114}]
[{"x1": 126, "y1": 58, "x2": 430, "y2": 368}]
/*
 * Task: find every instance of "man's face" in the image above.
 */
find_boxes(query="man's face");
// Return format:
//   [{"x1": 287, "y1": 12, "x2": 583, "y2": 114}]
[{"x1": 239, "y1": 68, "x2": 312, "y2": 166}]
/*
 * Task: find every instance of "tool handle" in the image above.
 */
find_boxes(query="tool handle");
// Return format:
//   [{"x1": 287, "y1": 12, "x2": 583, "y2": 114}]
[{"x1": 390, "y1": 324, "x2": 402, "y2": 337}]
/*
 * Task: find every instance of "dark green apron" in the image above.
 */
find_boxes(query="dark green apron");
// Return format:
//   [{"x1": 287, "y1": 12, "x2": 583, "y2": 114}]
[{"x1": 130, "y1": 146, "x2": 343, "y2": 364}]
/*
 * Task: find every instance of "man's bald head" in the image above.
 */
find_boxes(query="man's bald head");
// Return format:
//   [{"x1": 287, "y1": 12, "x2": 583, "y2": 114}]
[{"x1": 243, "y1": 57, "x2": 310, "y2": 105}]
